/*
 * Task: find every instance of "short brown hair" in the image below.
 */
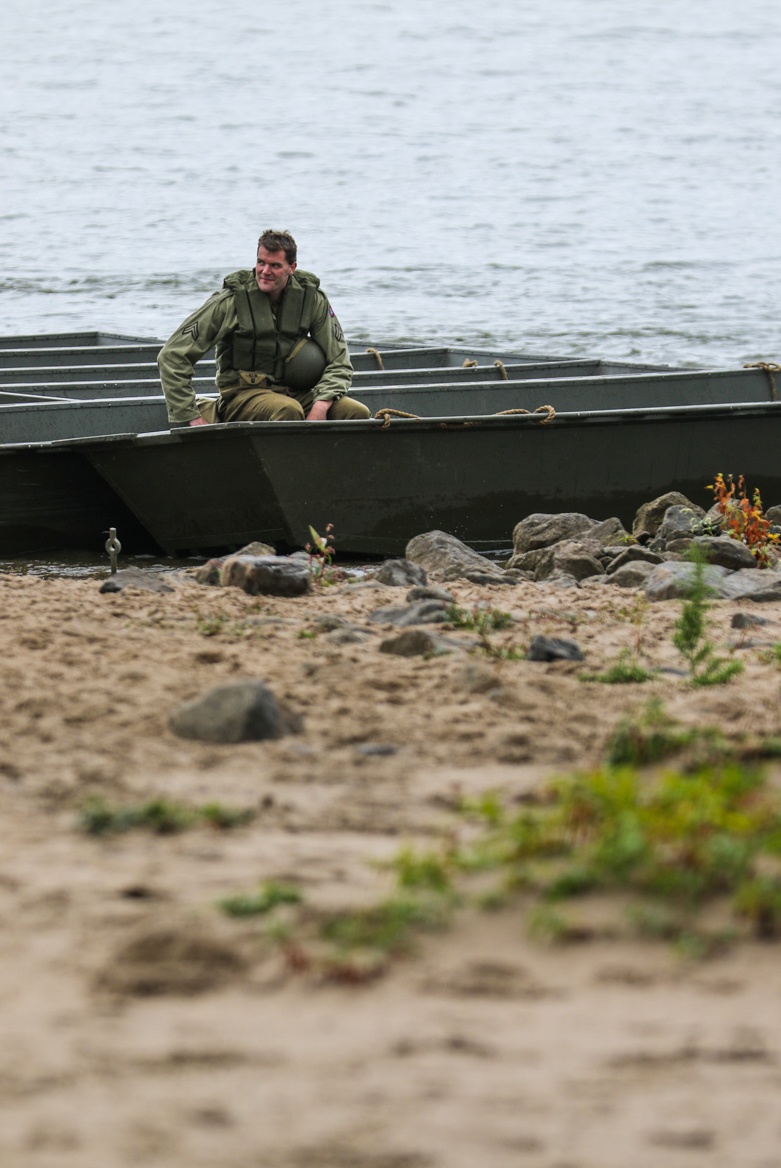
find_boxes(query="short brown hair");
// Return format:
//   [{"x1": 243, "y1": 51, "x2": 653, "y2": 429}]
[{"x1": 257, "y1": 230, "x2": 297, "y2": 264}]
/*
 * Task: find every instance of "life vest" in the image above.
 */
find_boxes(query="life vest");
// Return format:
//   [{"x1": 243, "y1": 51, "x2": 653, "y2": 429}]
[{"x1": 218, "y1": 269, "x2": 320, "y2": 382}]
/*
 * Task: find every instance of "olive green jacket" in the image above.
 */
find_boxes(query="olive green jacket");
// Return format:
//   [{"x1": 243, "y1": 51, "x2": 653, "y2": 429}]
[{"x1": 157, "y1": 268, "x2": 353, "y2": 424}]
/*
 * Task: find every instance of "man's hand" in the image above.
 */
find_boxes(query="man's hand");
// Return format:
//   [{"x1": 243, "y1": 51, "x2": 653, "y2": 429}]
[
  {"x1": 305, "y1": 400, "x2": 330, "y2": 422},
  {"x1": 189, "y1": 416, "x2": 208, "y2": 426}
]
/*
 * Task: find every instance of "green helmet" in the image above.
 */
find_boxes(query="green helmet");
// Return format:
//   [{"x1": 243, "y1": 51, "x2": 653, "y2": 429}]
[{"x1": 284, "y1": 338, "x2": 327, "y2": 392}]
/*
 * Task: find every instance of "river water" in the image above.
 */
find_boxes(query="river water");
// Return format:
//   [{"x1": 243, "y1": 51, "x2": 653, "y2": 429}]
[{"x1": 2, "y1": 0, "x2": 780, "y2": 369}]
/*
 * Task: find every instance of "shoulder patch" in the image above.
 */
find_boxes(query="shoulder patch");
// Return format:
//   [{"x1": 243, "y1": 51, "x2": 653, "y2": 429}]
[
  {"x1": 182, "y1": 320, "x2": 200, "y2": 341},
  {"x1": 329, "y1": 307, "x2": 344, "y2": 342}
]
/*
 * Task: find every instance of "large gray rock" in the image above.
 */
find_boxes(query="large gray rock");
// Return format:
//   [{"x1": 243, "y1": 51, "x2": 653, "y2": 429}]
[
  {"x1": 718, "y1": 570, "x2": 781, "y2": 601},
  {"x1": 375, "y1": 559, "x2": 428, "y2": 587},
  {"x1": 691, "y1": 536, "x2": 757, "y2": 571},
  {"x1": 654, "y1": 505, "x2": 709, "y2": 545},
  {"x1": 169, "y1": 680, "x2": 301, "y2": 743},
  {"x1": 529, "y1": 538, "x2": 605, "y2": 582},
  {"x1": 605, "y1": 546, "x2": 664, "y2": 573},
  {"x1": 645, "y1": 562, "x2": 729, "y2": 601},
  {"x1": 608, "y1": 561, "x2": 656, "y2": 588},
  {"x1": 405, "y1": 531, "x2": 507, "y2": 582},
  {"x1": 511, "y1": 512, "x2": 596, "y2": 554},
  {"x1": 633, "y1": 492, "x2": 703, "y2": 538},
  {"x1": 220, "y1": 555, "x2": 311, "y2": 597}
]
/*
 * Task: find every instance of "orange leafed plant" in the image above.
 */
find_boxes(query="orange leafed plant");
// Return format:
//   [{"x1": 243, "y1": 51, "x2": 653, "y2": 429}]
[{"x1": 706, "y1": 473, "x2": 779, "y2": 566}]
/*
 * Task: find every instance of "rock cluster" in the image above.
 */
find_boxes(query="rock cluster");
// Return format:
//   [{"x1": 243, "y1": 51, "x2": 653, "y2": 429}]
[{"x1": 398, "y1": 493, "x2": 781, "y2": 601}]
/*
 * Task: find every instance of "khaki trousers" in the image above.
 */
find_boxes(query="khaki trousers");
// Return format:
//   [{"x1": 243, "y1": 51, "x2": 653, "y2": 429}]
[{"x1": 209, "y1": 383, "x2": 370, "y2": 423}]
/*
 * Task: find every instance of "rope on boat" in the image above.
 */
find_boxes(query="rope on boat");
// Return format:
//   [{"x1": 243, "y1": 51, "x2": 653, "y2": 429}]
[
  {"x1": 374, "y1": 404, "x2": 556, "y2": 428},
  {"x1": 374, "y1": 408, "x2": 422, "y2": 429},
  {"x1": 366, "y1": 347, "x2": 385, "y2": 369},
  {"x1": 744, "y1": 361, "x2": 780, "y2": 401},
  {"x1": 494, "y1": 360, "x2": 509, "y2": 380},
  {"x1": 462, "y1": 359, "x2": 478, "y2": 367},
  {"x1": 495, "y1": 404, "x2": 556, "y2": 424}
]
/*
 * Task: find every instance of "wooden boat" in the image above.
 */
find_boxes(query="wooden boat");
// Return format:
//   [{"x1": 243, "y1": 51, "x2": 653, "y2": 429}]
[{"x1": 1, "y1": 333, "x2": 779, "y2": 558}]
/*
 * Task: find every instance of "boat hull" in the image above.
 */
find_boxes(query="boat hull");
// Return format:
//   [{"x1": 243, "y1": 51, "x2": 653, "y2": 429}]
[{"x1": 74, "y1": 402, "x2": 781, "y2": 555}]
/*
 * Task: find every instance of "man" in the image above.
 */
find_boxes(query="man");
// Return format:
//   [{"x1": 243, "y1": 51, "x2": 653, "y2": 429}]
[{"x1": 157, "y1": 229, "x2": 371, "y2": 427}]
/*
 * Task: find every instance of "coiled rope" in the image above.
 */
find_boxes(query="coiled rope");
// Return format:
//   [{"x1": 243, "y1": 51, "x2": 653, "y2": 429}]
[{"x1": 744, "y1": 361, "x2": 780, "y2": 401}]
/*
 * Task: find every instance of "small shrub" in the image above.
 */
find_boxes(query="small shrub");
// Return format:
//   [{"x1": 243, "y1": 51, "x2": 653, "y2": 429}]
[
  {"x1": 673, "y1": 547, "x2": 743, "y2": 685},
  {"x1": 707, "y1": 473, "x2": 780, "y2": 567},
  {"x1": 219, "y1": 881, "x2": 302, "y2": 918},
  {"x1": 580, "y1": 651, "x2": 654, "y2": 685}
]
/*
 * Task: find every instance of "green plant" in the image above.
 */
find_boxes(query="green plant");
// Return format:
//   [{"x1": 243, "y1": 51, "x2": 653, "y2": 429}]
[
  {"x1": 320, "y1": 894, "x2": 451, "y2": 955},
  {"x1": 707, "y1": 473, "x2": 780, "y2": 567},
  {"x1": 580, "y1": 650, "x2": 654, "y2": 685},
  {"x1": 305, "y1": 523, "x2": 344, "y2": 585},
  {"x1": 80, "y1": 796, "x2": 255, "y2": 836},
  {"x1": 219, "y1": 881, "x2": 302, "y2": 918},
  {"x1": 607, "y1": 696, "x2": 728, "y2": 770},
  {"x1": 672, "y1": 548, "x2": 743, "y2": 685},
  {"x1": 444, "y1": 604, "x2": 513, "y2": 632}
]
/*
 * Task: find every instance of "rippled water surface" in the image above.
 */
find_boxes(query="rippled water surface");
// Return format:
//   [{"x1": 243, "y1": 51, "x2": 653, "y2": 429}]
[{"x1": 2, "y1": 0, "x2": 780, "y2": 367}]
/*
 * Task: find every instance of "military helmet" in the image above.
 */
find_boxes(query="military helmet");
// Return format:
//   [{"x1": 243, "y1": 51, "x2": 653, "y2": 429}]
[{"x1": 284, "y1": 338, "x2": 327, "y2": 392}]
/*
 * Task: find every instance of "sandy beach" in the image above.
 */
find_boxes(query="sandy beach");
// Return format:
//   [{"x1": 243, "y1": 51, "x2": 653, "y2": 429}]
[{"x1": 1, "y1": 563, "x2": 780, "y2": 1168}]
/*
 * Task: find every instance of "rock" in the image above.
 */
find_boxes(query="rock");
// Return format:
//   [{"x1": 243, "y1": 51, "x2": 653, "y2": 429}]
[
  {"x1": 527, "y1": 635, "x2": 585, "y2": 662},
  {"x1": 663, "y1": 538, "x2": 694, "y2": 555},
  {"x1": 405, "y1": 530, "x2": 507, "y2": 582},
  {"x1": 608, "y1": 561, "x2": 655, "y2": 588},
  {"x1": 723, "y1": 572, "x2": 781, "y2": 602},
  {"x1": 545, "y1": 572, "x2": 582, "y2": 589},
  {"x1": 374, "y1": 559, "x2": 428, "y2": 587},
  {"x1": 406, "y1": 585, "x2": 455, "y2": 603},
  {"x1": 220, "y1": 555, "x2": 311, "y2": 597},
  {"x1": 99, "y1": 568, "x2": 174, "y2": 594},
  {"x1": 766, "y1": 505, "x2": 781, "y2": 525},
  {"x1": 633, "y1": 492, "x2": 703, "y2": 539},
  {"x1": 605, "y1": 546, "x2": 663, "y2": 573},
  {"x1": 325, "y1": 628, "x2": 369, "y2": 645},
  {"x1": 691, "y1": 536, "x2": 757, "y2": 571},
  {"x1": 655, "y1": 505, "x2": 708, "y2": 545},
  {"x1": 533, "y1": 539, "x2": 605, "y2": 581},
  {"x1": 234, "y1": 541, "x2": 277, "y2": 557},
  {"x1": 379, "y1": 629, "x2": 445, "y2": 657},
  {"x1": 368, "y1": 599, "x2": 449, "y2": 627},
  {"x1": 510, "y1": 512, "x2": 596, "y2": 554},
  {"x1": 589, "y1": 517, "x2": 632, "y2": 546},
  {"x1": 169, "y1": 680, "x2": 301, "y2": 743},
  {"x1": 312, "y1": 614, "x2": 351, "y2": 631},
  {"x1": 454, "y1": 661, "x2": 503, "y2": 694},
  {"x1": 731, "y1": 612, "x2": 768, "y2": 629},
  {"x1": 193, "y1": 558, "x2": 225, "y2": 586},
  {"x1": 644, "y1": 562, "x2": 729, "y2": 601},
  {"x1": 462, "y1": 570, "x2": 516, "y2": 586}
]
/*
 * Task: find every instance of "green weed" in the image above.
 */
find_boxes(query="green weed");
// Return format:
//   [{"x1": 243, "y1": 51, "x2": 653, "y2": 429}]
[
  {"x1": 606, "y1": 699, "x2": 729, "y2": 768},
  {"x1": 218, "y1": 881, "x2": 302, "y2": 918},
  {"x1": 320, "y1": 894, "x2": 451, "y2": 955},
  {"x1": 80, "y1": 796, "x2": 255, "y2": 836},
  {"x1": 580, "y1": 651, "x2": 654, "y2": 684},
  {"x1": 673, "y1": 548, "x2": 743, "y2": 685},
  {"x1": 444, "y1": 604, "x2": 513, "y2": 632}
]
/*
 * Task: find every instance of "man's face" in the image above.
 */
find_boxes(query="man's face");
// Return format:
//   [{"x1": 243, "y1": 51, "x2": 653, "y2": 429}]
[{"x1": 255, "y1": 246, "x2": 296, "y2": 300}]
